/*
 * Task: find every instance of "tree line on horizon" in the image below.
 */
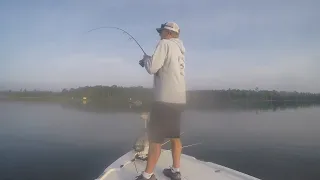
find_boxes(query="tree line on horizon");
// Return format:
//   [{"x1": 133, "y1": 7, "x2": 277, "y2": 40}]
[{"x1": 1, "y1": 85, "x2": 320, "y2": 108}]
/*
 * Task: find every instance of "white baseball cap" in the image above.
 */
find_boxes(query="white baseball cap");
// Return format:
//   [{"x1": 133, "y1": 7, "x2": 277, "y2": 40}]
[{"x1": 156, "y1": 22, "x2": 180, "y2": 34}]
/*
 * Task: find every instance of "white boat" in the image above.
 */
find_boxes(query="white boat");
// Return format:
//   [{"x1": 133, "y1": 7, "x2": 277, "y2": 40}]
[{"x1": 95, "y1": 113, "x2": 261, "y2": 180}]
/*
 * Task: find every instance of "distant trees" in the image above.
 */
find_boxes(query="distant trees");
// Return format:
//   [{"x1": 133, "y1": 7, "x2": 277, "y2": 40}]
[
  {"x1": 57, "y1": 86, "x2": 320, "y2": 108},
  {"x1": 1, "y1": 86, "x2": 320, "y2": 109},
  {"x1": 186, "y1": 89, "x2": 320, "y2": 109},
  {"x1": 0, "y1": 89, "x2": 55, "y2": 98},
  {"x1": 58, "y1": 85, "x2": 152, "y2": 106}
]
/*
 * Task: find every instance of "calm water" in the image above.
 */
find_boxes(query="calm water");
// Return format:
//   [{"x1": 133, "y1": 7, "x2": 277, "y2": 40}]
[{"x1": 1, "y1": 102, "x2": 320, "y2": 180}]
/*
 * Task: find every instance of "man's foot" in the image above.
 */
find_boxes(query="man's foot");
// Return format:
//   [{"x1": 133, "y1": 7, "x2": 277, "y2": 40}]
[
  {"x1": 135, "y1": 174, "x2": 157, "y2": 180},
  {"x1": 163, "y1": 167, "x2": 181, "y2": 180}
]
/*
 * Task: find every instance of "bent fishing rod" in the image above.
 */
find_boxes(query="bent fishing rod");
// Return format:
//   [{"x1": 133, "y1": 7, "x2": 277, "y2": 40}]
[{"x1": 86, "y1": 26, "x2": 147, "y2": 55}]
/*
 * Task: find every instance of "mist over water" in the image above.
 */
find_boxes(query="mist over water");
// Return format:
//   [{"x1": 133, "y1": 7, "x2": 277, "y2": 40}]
[{"x1": 1, "y1": 102, "x2": 320, "y2": 180}]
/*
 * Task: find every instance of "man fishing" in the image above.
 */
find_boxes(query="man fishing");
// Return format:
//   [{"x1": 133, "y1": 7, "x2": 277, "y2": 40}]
[{"x1": 136, "y1": 22, "x2": 186, "y2": 180}]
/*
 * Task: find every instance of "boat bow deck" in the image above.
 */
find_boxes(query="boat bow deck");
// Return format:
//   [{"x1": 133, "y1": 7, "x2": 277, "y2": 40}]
[{"x1": 96, "y1": 149, "x2": 260, "y2": 180}]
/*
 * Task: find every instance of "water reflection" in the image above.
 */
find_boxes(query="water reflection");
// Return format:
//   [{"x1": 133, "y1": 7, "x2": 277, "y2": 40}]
[{"x1": 59, "y1": 99, "x2": 320, "y2": 114}]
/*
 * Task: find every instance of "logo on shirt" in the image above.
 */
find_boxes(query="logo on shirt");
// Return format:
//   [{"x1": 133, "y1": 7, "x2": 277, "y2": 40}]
[{"x1": 178, "y1": 55, "x2": 185, "y2": 76}]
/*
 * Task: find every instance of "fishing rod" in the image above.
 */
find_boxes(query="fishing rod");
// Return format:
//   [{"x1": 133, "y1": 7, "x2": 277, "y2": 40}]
[
  {"x1": 162, "y1": 132, "x2": 185, "y2": 146},
  {"x1": 182, "y1": 142, "x2": 203, "y2": 149},
  {"x1": 86, "y1": 26, "x2": 147, "y2": 55}
]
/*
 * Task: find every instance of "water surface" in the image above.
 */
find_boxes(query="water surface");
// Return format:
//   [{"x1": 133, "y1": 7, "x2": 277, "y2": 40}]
[{"x1": 1, "y1": 102, "x2": 319, "y2": 180}]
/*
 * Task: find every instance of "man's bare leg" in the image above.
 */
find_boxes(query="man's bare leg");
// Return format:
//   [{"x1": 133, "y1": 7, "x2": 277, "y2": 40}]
[
  {"x1": 145, "y1": 142, "x2": 161, "y2": 173},
  {"x1": 171, "y1": 138, "x2": 182, "y2": 169}
]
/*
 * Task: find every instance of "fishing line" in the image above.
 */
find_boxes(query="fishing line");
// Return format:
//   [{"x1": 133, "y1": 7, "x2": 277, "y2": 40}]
[
  {"x1": 85, "y1": 26, "x2": 147, "y2": 55},
  {"x1": 133, "y1": 161, "x2": 139, "y2": 174}
]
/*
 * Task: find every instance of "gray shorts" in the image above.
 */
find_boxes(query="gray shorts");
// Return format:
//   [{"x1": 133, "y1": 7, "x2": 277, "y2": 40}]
[{"x1": 148, "y1": 102, "x2": 185, "y2": 143}]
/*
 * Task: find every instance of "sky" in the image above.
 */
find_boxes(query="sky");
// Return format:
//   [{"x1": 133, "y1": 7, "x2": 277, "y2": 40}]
[{"x1": 1, "y1": 0, "x2": 320, "y2": 92}]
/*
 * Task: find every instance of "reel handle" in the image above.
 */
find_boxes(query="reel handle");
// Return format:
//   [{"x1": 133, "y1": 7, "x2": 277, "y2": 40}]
[{"x1": 139, "y1": 59, "x2": 145, "y2": 67}]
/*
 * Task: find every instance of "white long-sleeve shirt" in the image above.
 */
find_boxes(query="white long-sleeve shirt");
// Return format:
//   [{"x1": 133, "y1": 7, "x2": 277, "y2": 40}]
[{"x1": 144, "y1": 38, "x2": 186, "y2": 104}]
